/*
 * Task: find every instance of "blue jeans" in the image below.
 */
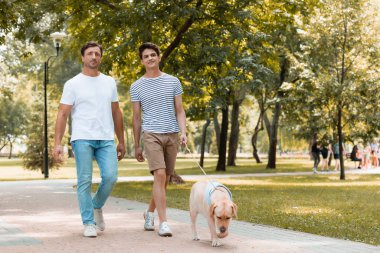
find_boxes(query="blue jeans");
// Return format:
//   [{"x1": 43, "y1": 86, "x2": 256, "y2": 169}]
[{"x1": 72, "y1": 140, "x2": 118, "y2": 225}]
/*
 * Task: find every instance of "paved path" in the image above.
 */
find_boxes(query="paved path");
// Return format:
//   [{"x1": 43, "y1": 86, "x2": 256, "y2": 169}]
[{"x1": 0, "y1": 169, "x2": 379, "y2": 253}]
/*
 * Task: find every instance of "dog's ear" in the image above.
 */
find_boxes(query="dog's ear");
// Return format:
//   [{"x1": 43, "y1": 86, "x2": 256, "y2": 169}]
[
  {"x1": 209, "y1": 203, "x2": 217, "y2": 219},
  {"x1": 231, "y1": 203, "x2": 238, "y2": 218}
]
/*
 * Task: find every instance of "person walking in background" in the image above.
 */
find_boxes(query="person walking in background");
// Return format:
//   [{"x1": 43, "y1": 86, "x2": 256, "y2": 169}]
[
  {"x1": 370, "y1": 140, "x2": 378, "y2": 168},
  {"x1": 53, "y1": 42, "x2": 125, "y2": 237},
  {"x1": 371, "y1": 149, "x2": 378, "y2": 168},
  {"x1": 327, "y1": 140, "x2": 333, "y2": 170},
  {"x1": 130, "y1": 42, "x2": 187, "y2": 237},
  {"x1": 363, "y1": 143, "x2": 372, "y2": 169},
  {"x1": 310, "y1": 136, "x2": 320, "y2": 174},
  {"x1": 320, "y1": 143, "x2": 329, "y2": 172},
  {"x1": 333, "y1": 140, "x2": 343, "y2": 171}
]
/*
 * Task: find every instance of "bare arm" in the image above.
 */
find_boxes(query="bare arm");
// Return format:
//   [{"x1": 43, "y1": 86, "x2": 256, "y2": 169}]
[
  {"x1": 132, "y1": 101, "x2": 144, "y2": 162},
  {"x1": 112, "y1": 102, "x2": 125, "y2": 161},
  {"x1": 53, "y1": 104, "x2": 72, "y2": 161},
  {"x1": 174, "y1": 95, "x2": 187, "y2": 145}
]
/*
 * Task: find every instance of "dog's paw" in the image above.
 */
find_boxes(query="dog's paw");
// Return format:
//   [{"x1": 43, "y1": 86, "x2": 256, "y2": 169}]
[
  {"x1": 193, "y1": 235, "x2": 200, "y2": 241},
  {"x1": 212, "y1": 239, "x2": 222, "y2": 247}
]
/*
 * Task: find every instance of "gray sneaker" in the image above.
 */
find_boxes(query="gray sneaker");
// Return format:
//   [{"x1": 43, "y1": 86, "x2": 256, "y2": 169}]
[
  {"x1": 83, "y1": 224, "x2": 97, "y2": 237},
  {"x1": 143, "y1": 210, "x2": 155, "y2": 231},
  {"x1": 94, "y1": 208, "x2": 105, "y2": 231},
  {"x1": 158, "y1": 221, "x2": 172, "y2": 237}
]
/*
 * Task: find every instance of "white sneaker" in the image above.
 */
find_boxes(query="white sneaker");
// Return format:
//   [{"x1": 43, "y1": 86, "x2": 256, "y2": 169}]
[
  {"x1": 83, "y1": 224, "x2": 97, "y2": 237},
  {"x1": 313, "y1": 168, "x2": 318, "y2": 174},
  {"x1": 158, "y1": 221, "x2": 172, "y2": 237},
  {"x1": 94, "y1": 208, "x2": 105, "y2": 231},
  {"x1": 143, "y1": 210, "x2": 155, "y2": 231}
]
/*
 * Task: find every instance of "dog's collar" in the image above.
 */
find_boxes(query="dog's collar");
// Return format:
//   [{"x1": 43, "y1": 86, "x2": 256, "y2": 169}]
[{"x1": 205, "y1": 181, "x2": 233, "y2": 206}]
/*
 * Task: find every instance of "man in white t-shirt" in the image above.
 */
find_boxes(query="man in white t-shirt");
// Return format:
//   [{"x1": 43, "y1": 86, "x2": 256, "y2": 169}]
[
  {"x1": 130, "y1": 42, "x2": 187, "y2": 237},
  {"x1": 53, "y1": 42, "x2": 125, "y2": 238}
]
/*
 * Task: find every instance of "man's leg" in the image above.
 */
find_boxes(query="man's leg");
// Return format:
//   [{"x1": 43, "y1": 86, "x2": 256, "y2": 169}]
[
  {"x1": 92, "y1": 140, "x2": 118, "y2": 209},
  {"x1": 152, "y1": 168, "x2": 169, "y2": 223},
  {"x1": 72, "y1": 140, "x2": 95, "y2": 225},
  {"x1": 144, "y1": 132, "x2": 165, "y2": 214},
  {"x1": 143, "y1": 132, "x2": 174, "y2": 235},
  {"x1": 147, "y1": 172, "x2": 170, "y2": 212}
]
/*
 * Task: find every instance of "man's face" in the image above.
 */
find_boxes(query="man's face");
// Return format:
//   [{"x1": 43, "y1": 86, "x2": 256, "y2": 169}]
[
  {"x1": 82, "y1": 46, "x2": 102, "y2": 69},
  {"x1": 141, "y1": 48, "x2": 160, "y2": 69}
]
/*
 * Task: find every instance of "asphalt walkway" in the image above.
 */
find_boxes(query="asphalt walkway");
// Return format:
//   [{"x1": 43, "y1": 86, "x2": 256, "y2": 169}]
[{"x1": 0, "y1": 169, "x2": 379, "y2": 253}]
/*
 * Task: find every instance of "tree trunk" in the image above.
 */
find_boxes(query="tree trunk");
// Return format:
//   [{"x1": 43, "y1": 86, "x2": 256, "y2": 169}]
[
  {"x1": 0, "y1": 143, "x2": 7, "y2": 152},
  {"x1": 266, "y1": 101, "x2": 280, "y2": 169},
  {"x1": 227, "y1": 99, "x2": 241, "y2": 166},
  {"x1": 251, "y1": 112, "x2": 264, "y2": 163},
  {"x1": 338, "y1": 104, "x2": 345, "y2": 180},
  {"x1": 200, "y1": 118, "x2": 211, "y2": 167},
  {"x1": 338, "y1": 19, "x2": 347, "y2": 180},
  {"x1": 8, "y1": 142, "x2": 13, "y2": 159},
  {"x1": 216, "y1": 107, "x2": 229, "y2": 171},
  {"x1": 213, "y1": 111, "x2": 220, "y2": 150},
  {"x1": 266, "y1": 56, "x2": 288, "y2": 169}
]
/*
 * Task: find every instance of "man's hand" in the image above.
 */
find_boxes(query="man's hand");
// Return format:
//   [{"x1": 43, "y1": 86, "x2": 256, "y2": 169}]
[
  {"x1": 135, "y1": 147, "x2": 145, "y2": 162},
  {"x1": 53, "y1": 145, "x2": 64, "y2": 163},
  {"x1": 179, "y1": 133, "x2": 188, "y2": 146},
  {"x1": 117, "y1": 143, "x2": 126, "y2": 161}
]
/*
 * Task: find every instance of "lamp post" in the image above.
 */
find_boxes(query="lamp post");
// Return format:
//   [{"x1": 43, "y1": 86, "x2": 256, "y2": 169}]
[{"x1": 43, "y1": 32, "x2": 66, "y2": 179}]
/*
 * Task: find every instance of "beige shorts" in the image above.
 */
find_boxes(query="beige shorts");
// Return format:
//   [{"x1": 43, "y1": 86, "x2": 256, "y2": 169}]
[{"x1": 143, "y1": 132, "x2": 178, "y2": 175}]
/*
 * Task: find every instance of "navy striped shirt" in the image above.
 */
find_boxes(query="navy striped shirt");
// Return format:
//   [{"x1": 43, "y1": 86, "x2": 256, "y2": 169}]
[{"x1": 130, "y1": 73, "x2": 183, "y2": 133}]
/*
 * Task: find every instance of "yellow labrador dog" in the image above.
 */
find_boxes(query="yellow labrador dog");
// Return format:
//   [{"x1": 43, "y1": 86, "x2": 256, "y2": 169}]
[{"x1": 190, "y1": 181, "x2": 237, "y2": 247}]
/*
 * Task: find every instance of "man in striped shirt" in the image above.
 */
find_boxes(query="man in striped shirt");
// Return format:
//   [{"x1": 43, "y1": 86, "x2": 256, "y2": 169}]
[{"x1": 130, "y1": 42, "x2": 187, "y2": 237}]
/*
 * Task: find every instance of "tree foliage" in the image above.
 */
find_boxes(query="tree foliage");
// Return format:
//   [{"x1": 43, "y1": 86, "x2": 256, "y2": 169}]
[
  {"x1": 1, "y1": 0, "x2": 380, "y2": 175},
  {"x1": 0, "y1": 87, "x2": 28, "y2": 154},
  {"x1": 21, "y1": 92, "x2": 62, "y2": 172},
  {"x1": 280, "y1": 0, "x2": 380, "y2": 178}
]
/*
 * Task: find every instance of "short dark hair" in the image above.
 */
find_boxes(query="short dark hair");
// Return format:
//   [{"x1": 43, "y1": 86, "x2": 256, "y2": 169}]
[
  {"x1": 138, "y1": 42, "x2": 160, "y2": 59},
  {"x1": 81, "y1": 41, "x2": 103, "y2": 56}
]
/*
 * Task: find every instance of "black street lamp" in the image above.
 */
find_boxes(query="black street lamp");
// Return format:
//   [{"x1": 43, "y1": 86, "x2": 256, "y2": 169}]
[{"x1": 43, "y1": 32, "x2": 66, "y2": 179}]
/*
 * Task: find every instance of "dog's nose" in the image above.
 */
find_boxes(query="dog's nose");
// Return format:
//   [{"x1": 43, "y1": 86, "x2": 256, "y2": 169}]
[{"x1": 220, "y1": 226, "x2": 226, "y2": 233}]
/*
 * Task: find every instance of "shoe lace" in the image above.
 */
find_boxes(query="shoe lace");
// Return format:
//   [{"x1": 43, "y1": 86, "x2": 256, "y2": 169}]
[
  {"x1": 146, "y1": 213, "x2": 154, "y2": 224},
  {"x1": 86, "y1": 224, "x2": 96, "y2": 231},
  {"x1": 160, "y1": 222, "x2": 170, "y2": 231}
]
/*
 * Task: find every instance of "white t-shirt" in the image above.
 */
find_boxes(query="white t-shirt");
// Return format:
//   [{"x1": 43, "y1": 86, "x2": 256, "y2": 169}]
[{"x1": 60, "y1": 73, "x2": 118, "y2": 142}]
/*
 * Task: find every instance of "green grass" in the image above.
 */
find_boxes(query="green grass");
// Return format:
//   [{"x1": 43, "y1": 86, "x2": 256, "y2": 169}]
[
  {"x1": 115, "y1": 157, "x2": 313, "y2": 177},
  {"x1": 0, "y1": 158, "x2": 24, "y2": 166},
  {"x1": 0, "y1": 157, "x2": 315, "y2": 180},
  {"x1": 107, "y1": 174, "x2": 380, "y2": 246}
]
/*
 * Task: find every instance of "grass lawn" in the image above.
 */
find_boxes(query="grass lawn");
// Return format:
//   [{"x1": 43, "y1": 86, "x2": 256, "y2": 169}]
[
  {"x1": 108, "y1": 174, "x2": 380, "y2": 246},
  {"x1": 0, "y1": 157, "x2": 316, "y2": 180},
  {"x1": 117, "y1": 157, "x2": 315, "y2": 176}
]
